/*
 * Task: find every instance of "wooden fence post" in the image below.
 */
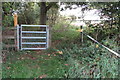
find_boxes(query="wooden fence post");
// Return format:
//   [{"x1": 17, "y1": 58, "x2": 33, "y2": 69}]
[
  {"x1": 13, "y1": 12, "x2": 18, "y2": 51},
  {"x1": 80, "y1": 26, "x2": 83, "y2": 43}
]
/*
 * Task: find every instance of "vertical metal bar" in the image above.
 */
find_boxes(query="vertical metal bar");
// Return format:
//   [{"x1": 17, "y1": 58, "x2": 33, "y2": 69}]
[
  {"x1": 46, "y1": 26, "x2": 49, "y2": 48},
  {"x1": 17, "y1": 25, "x2": 19, "y2": 50},
  {"x1": 18, "y1": 26, "x2": 20, "y2": 50},
  {"x1": 20, "y1": 25, "x2": 22, "y2": 50}
]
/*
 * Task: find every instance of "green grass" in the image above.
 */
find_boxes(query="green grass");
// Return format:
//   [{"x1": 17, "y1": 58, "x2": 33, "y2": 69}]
[{"x1": 2, "y1": 51, "x2": 68, "y2": 78}]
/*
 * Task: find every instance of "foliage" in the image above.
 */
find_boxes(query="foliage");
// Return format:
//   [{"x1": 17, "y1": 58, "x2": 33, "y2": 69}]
[
  {"x1": 50, "y1": 20, "x2": 119, "y2": 78},
  {"x1": 47, "y1": 7, "x2": 59, "y2": 27},
  {"x1": 51, "y1": 17, "x2": 80, "y2": 43},
  {"x1": 88, "y1": 2, "x2": 120, "y2": 38},
  {"x1": 84, "y1": 23, "x2": 119, "y2": 41},
  {"x1": 59, "y1": 38, "x2": 119, "y2": 78},
  {"x1": 89, "y1": 2, "x2": 120, "y2": 20},
  {"x1": 2, "y1": 37, "x2": 119, "y2": 78},
  {"x1": 2, "y1": 2, "x2": 60, "y2": 26},
  {"x1": 18, "y1": 2, "x2": 40, "y2": 24},
  {"x1": 2, "y1": 2, "x2": 37, "y2": 26},
  {"x1": 2, "y1": 2, "x2": 119, "y2": 79},
  {"x1": 2, "y1": 2, "x2": 15, "y2": 27}
]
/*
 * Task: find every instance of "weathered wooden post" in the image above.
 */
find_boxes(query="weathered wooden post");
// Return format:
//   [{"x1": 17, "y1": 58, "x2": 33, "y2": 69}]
[
  {"x1": 80, "y1": 26, "x2": 83, "y2": 43},
  {"x1": 13, "y1": 12, "x2": 18, "y2": 51}
]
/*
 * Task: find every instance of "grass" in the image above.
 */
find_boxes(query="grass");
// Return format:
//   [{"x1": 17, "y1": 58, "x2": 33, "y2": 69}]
[{"x1": 2, "y1": 50, "x2": 68, "y2": 78}]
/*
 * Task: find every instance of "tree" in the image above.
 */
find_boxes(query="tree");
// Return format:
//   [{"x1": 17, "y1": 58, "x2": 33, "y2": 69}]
[
  {"x1": 89, "y1": 2, "x2": 120, "y2": 28},
  {"x1": 18, "y1": 2, "x2": 40, "y2": 24},
  {"x1": 2, "y1": 2, "x2": 16, "y2": 27},
  {"x1": 88, "y1": 2, "x2": 120, "y2": 40},
  {"x1": 38, "y1": 2, "x2": 59, "y2": 25}
]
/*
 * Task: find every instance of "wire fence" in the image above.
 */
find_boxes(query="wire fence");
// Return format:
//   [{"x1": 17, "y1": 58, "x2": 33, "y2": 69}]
[{"x1": 82, "y1": 32, "x2": 120, "y2": 57}]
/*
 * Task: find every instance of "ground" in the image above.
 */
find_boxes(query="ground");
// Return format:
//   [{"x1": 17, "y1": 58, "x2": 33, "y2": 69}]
[{"x1": 2, "y1": 50, "x2": 69, "y2": 78}]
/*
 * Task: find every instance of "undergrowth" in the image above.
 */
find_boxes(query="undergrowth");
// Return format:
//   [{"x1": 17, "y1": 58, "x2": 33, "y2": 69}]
[
  {"x1": 60, "y1": 40, "x2": 119, "y2": 78},
  {"x1": 2, "y1": 20, "x2": 119, "y2": 78},
  {"x1": 50, "y1": 22, "x2": 119, "y2": 78}
]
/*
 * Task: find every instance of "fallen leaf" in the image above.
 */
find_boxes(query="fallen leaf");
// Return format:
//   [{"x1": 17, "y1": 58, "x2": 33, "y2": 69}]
[
  {"x1": 39, "y1": 74, "x2": 47, "y2": 78},
  {"x1": 96, "y1": 44, "x2": 99, "y2": 48},
  {"x1": 57, "y1": 51, "x2": 63, "y2": 54},
  {"x1": 64, "y1": 64, "x2": 69, "y2": 66},
  {"x1": 48, "y1": 54, "x2": 50, "y2": 56},
  {"x1": 54, "y1": 54, "x2": 56, "y2": 56},
  {"x1": 31, "y1": 57, "x2": 36, "y2": 60},
  {"x1": 21, "y1": 57, "x2": 24, "y2": 60},
  {"x1": 7, "y1": 66, "x2": 11, "y2": 69}
]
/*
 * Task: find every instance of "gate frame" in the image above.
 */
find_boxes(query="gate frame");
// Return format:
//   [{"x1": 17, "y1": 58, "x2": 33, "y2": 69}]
[{"x1": 17, "y1": 25, "x2": 49, "y2": 50}]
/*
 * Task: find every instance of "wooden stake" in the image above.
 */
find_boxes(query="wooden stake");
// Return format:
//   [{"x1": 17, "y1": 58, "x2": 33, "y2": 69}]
[
  {"x1": 80, "y1": 26, "x2": 83, "y2": 43},
  {"x1": 13, "y1": 13, "x2": 18, "y2": 51}
]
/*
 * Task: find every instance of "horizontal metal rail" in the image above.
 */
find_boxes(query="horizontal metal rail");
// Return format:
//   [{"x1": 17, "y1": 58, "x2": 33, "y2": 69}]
[
  {"x1": 21, "y1": 25, "x2": 48, "y2": 27},
  {"x1": 22, "y1": 31, "x2": 47, "y2": 33},
  {"x1": 22, "y1": 42, "x2": 46, "y2": 44},
  {"x1": 21, "y1": 48, "x2": 47, "y2": 50},
  {"x1": 22, "y1": 37, "x2": 46, "y2": 39},
  {"x1": 18, "y1": 25, "x2": 49, "y2": 50}
]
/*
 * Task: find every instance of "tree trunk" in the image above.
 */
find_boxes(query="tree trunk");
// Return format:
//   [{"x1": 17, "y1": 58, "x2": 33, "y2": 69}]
[
  {"x1": 39, "y1": 2, "x2": 54, "y2": 48},
  {"x1": 40, "y1": 2, "x2": 47, "y2": 25}
]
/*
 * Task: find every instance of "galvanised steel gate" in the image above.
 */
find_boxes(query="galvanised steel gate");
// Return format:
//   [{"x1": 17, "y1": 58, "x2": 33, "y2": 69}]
[{"x1": 17, "y1": 25, "x2": 49, "y2": 50}]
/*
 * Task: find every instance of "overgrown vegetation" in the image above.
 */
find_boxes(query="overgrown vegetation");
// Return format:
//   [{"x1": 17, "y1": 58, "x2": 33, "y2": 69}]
[
  {"x1": 2, "y1": 2, "x2": 119, "y2": 79},
  {"x1": 2, "y1": 18, "x2": 119, "y2": 78}
]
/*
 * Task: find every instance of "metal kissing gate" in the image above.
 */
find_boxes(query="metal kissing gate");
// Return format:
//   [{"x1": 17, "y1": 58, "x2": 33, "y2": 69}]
[{"x1": 17, "y1": 25, "x2": 49, "y2": 50}]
